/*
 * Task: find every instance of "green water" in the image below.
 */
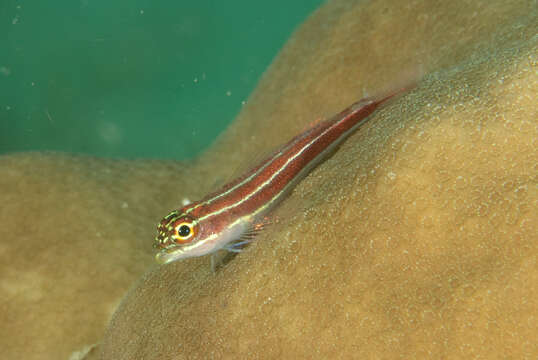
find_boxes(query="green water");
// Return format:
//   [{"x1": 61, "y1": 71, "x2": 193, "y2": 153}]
[{"x1": 0, "y1": 1, "x2": 323, "y2": 159}]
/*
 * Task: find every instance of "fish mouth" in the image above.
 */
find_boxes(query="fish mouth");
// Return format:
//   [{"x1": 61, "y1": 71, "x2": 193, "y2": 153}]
[{"x1": 155, "y1": 247, "x2": 186, "y2": 265}]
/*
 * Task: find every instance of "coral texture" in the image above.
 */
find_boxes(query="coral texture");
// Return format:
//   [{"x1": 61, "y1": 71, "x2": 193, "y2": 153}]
[{"x1": 0, "y1": 0, "x2": 536, "y2": 359}]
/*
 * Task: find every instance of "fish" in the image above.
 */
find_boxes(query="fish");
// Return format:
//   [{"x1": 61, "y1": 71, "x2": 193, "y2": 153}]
[{"x1": 154, "y1": 85, "x2": 413, "y2": 265}]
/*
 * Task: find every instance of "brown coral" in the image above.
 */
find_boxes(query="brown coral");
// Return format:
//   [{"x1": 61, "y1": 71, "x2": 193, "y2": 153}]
[{"x1": 0, "y1": 0, "x2": 536, "y2": 359}]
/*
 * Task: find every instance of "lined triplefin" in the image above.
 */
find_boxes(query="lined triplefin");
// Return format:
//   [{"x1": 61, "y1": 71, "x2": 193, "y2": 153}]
[{"x1": 154, "y1": 86, "x2": 412, "y2": 265}]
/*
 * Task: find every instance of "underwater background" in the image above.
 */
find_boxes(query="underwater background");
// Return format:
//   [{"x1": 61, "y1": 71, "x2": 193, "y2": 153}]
[
  {"x1": 0, "y1": 0, "x2": 323, "y2": 159},
  {"x1": 0, "y1": 0, "x2": 536, "y2": 358}
]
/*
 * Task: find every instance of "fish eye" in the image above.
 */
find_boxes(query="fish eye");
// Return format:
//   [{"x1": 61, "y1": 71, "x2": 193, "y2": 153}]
[
  {"x1": 173, "y1": 221, "x2": 195, "y2": 243},
  {"x1": 178, "y1": 224, "x2": 191, "y2": 237}
]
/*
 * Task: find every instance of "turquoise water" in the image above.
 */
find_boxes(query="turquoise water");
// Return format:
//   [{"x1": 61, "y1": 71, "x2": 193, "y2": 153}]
[{"x1": 0, "y1": 1, "x2": 322, "y2": 159}]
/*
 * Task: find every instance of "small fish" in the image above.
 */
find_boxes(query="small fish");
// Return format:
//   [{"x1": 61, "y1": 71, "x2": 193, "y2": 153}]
[{"x1": 154, "y1": 86, "x2": 412, "y2": 265}]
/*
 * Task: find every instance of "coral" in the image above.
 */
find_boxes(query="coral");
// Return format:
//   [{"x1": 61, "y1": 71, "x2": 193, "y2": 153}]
[{"x1": 0, "y1": 0, "x2": 536, "y2": 359}]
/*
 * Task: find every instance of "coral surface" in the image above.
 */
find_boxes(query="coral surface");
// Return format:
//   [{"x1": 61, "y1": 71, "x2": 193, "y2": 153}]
[{"x1": 0, "y1": 0, "x2": 536, "y2": 359}]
